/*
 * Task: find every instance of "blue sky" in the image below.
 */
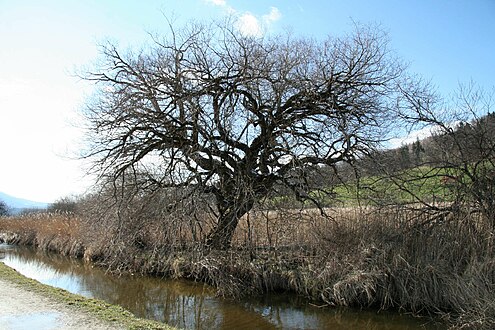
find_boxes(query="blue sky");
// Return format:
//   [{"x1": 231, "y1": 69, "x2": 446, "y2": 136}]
[{"x1": 0, "y1": 0, "x2": 494, "y2": 202}]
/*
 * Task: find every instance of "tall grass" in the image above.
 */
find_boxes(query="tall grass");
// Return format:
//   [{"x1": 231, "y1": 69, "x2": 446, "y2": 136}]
[
  {"x1": 0, "y1": 212, "x2": 84, "y2": 256},
  {"x1": 1, "y1": 206, "x2": 494, "y2": 328}
]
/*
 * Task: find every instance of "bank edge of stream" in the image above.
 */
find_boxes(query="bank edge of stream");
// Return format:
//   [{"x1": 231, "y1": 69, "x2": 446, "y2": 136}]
[{"x1": 0, "y1": 261, "x2": 177, "y2": 330}]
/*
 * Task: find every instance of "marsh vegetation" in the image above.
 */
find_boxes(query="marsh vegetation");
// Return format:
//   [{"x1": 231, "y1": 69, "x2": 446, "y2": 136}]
[{"x1": 1, "y1": 19, "x2": 495, "y2": 329}]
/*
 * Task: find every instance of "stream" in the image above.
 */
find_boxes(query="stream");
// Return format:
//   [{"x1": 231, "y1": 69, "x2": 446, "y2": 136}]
[{"x1": 0, "y1": 244, "x2": 445, "y2": 329}]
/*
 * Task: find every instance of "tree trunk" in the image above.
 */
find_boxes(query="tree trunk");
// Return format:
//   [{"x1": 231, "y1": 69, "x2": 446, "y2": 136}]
[
  {"x1": 206, "y1": 211, "x2": 240, "y2": 250},
  {"x1": 206, "y1": 199, "x2": 254, "y2": 250}
]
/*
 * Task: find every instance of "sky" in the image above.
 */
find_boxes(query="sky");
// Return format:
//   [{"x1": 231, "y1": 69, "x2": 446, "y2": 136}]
[{"x1": 0, "y1": 0, "x2": 494, "y2": 203}]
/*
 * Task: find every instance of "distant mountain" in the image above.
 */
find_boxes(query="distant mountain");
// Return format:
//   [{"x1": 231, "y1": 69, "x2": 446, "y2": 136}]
[{"x1": 0, "y1": 191, "x2": 48, "y2": 214}]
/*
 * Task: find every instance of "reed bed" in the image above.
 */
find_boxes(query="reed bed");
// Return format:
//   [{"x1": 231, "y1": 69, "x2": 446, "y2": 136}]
[
  {"x1": 1, "y1": 206, "x2": 494, "y2": 328},
  {"x1": 0, "y1": 212, "x2": 84, "y2": 256}
]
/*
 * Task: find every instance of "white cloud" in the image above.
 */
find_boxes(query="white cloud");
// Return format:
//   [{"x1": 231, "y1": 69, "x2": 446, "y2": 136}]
[
  {"x1": 236, "y1": 7, "x2": 282, "y2": 37},
  {"x1": 237, "y1": 12, "x2": 262, "y2": 37},
  {"x1": 205, "y1": 1, "x2": 281, "y2": 37},
  {"x1": 388, "y1": 126, "x2": 434, "y2": 149},
  {"x1": 263, "y1": 7, "x2": 281, "y2": 24},
  {"x1": 204, "y1": 0, "x2": 226, "y2": 6},
  {"x1": 387, "y1": 121, "x2": 460, "y2": 149}
]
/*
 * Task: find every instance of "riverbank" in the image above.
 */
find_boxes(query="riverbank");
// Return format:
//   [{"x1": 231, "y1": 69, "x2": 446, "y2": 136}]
[
  {"x1": 0, "y1": 262, "x2": 175, "y2": 330},
  {"x1": 1, "y1": 207, "x2": 494, "y2": 329}
]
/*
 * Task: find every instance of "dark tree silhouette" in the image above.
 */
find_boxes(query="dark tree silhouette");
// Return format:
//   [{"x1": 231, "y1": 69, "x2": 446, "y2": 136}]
[
  {"x1": 83, "y1": 21, "x2": 427, "y2": 249},
  {"x1": 0, "y1": 200, "x2": 8, "y2": 217}
]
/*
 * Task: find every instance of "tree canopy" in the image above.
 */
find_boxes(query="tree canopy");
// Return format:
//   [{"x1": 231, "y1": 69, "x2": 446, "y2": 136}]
[{"x1": 83, "y1": 21, "x2": 428, "y2": 249}]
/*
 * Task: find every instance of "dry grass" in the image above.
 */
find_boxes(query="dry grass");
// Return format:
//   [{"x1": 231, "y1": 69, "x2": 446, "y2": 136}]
[
  {"x1": 2, "y1": 206, "x2": 494, "y2": 328},
  {"x1": 0, "y1": 212, "x2": 83, "y2": 256}
]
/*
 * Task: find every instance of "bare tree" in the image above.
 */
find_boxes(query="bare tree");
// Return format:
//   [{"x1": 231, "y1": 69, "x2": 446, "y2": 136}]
[
  {"x1": 379, "y1": 83, "x2": 495, "y2": 231},
  {"x1": 0, "y1": 200, "x2": 8, "y2": 217},
  {"x1": 82, "y1": 21, "x2": 426, "y2": 249},
  {"x1": 424, "y1": 85, "x2": 495, "y2": 225},
  {"x1": 48, "y1": 196, "x2": 79, "y2": 214}
]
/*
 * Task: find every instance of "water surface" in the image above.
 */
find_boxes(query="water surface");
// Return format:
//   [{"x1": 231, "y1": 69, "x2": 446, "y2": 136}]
[{"x1": 0, "y1": 244, "x2": 444, "y2": 329}]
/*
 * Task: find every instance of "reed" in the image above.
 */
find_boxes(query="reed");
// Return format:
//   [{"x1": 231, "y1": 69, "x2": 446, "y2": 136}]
[
  {"x1": 0, "y1": 212, "x2": 83, "y2": 257},
  {"x1": 1, "y1": 206, "x2": 494, "y2": 328}
]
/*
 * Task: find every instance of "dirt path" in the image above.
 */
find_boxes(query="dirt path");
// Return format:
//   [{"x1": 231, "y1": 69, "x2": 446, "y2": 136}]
[{"x1": 0, "y1": 278, "x2": 123, "y2": 330}]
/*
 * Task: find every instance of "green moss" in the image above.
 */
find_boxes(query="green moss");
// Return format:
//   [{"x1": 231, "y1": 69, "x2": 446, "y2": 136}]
[{"x1": 0, "y1": 262, "x2": 176, "y2": 330}]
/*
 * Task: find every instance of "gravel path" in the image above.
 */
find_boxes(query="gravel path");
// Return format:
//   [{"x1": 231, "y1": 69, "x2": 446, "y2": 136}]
[{"x1": 0, "y1": 278, "x2": 123, "y2": 330}]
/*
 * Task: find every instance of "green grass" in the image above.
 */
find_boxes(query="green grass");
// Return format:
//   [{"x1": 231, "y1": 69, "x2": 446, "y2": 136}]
[
  {"x1": 264, "y1": 166, "x2": 459, "y2": 208},
  {"x1": 313, "y1": 166, "x2": 458, "y2": 206},
  {"x1": 259, "y1": 164, "x2": 477, "y2": 209},
  {"x1": 0, "y1": 262, "x2": 176, "y2": 330}
]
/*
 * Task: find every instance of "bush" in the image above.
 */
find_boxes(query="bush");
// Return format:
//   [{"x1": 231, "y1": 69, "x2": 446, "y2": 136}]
[{"x1": 0, "y1": 200, "x2": 9, "y2": 217}]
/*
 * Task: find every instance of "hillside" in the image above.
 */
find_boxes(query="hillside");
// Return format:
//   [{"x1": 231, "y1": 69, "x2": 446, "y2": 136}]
[{"x1": 0, "y1": 192, "x2": 48, "y2": 214}]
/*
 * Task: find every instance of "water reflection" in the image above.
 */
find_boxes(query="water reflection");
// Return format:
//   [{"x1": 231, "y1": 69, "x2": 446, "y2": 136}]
[
  {"x1": 0, "y1": 244, "x2": 444, "y2": 329},
  {"x1": 0, "y1": 312, "x2": 61, "y2": 330}
]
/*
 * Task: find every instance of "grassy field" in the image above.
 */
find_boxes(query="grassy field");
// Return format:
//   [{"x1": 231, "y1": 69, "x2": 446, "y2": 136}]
[{"x1": 264, "y1": 166, "x2": 459, "y2": 209}]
